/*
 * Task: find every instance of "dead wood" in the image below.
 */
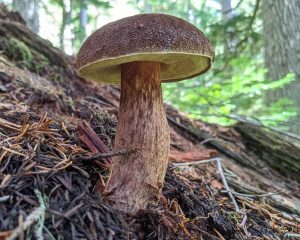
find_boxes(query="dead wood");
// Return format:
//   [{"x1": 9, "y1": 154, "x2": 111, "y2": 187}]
[{"x1": 235, "y1": 121, "x2": 300, "y2": 180}]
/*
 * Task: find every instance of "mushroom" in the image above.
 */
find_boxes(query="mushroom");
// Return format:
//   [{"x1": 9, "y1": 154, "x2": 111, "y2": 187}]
[{"x1": 75, "y1": 13, "x2": 214, "y2": 214}]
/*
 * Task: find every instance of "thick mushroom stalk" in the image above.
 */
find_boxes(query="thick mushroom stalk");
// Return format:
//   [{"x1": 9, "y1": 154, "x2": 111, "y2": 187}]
[{"x1": 106, "y1": 61, "x2": 170, "y2": 213}]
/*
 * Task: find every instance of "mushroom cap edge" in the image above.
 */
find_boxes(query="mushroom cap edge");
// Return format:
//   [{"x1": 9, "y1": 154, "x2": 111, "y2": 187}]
[{"x1": 76, "y1": 13, "x2": 214, "y2": 84}]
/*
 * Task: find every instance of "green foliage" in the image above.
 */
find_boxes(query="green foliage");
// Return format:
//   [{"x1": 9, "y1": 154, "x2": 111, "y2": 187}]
[
  {"x1": 130, "y1": 0, "x2": 296, "y2": 129},
  {"x1": 164, "y1": 63, "x2": 295, "y2": 125}
]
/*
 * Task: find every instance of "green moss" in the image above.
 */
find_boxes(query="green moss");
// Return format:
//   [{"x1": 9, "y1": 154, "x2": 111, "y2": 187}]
[
  {"x1": 0, "y1": 37, "x2": 51, "y2": 74},
  {"x1": 30, "y1": 53, "x2": 49, "y2": 74},
  {"x1": 0, "y1": 37, "x2": 32, "y2": 66}
]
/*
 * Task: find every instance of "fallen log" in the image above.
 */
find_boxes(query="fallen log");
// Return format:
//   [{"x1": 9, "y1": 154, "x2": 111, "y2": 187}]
[
  {"x1": 235, "y1": 121, "x2": 300, "y2": 181},
  {"x1": 0, "y1": 4, "x2": 72, "y2": 74}
]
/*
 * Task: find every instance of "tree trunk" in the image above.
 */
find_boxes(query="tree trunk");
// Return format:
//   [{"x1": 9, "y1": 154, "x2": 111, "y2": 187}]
[
  {"x1": 59, "y1": 0, "x2": 72, "y2": 51},
  {"x1": 106, "y1": 62, "x2": 170, "y2": 214},
  {"x1": 263, "y1": 0, "x2": 300, "y2": 134},
  {"x1": 79, "y1": 0, "x2": 87, "y2": 41},
  {"x1": 73, "y1": 0, "x2": 87, "y2": 51},
  {"x1": 221, "y1": 0, "x2": 233, "y2": 20},
  {"x1": 144, "y1": 1, "x2": 153, "y2": 13},
  {"x1": 12, "y1": 0, "x2": 39, "y2": 33},
  {"x1": 221, "y1": 0, "x2": 234, "y2": 54}
]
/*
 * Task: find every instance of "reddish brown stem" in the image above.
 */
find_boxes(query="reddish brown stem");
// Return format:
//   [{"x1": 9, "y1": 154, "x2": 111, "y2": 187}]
[{"x1": 106, "y1": 61, "x2": 170, "y2": 214}]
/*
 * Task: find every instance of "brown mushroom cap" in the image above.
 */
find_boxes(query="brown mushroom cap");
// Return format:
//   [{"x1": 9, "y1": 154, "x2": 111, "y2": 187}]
[{"x1": 76, "y1": 13, "x2": 214, "y2": 84}]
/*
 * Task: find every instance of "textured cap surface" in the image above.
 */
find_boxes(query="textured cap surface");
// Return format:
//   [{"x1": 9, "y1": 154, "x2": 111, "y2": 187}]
[{"x1": 76, "y1": 13, "x2": 214, "y2": 84}]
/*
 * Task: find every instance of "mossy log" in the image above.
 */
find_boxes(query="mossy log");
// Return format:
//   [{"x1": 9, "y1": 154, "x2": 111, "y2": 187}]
[
  {"x1": 235, "y1": 122, "x2": 300, "y2": 180},
  {"x1": 0, "y1": 18, "x2": 72, "y2": 72}
]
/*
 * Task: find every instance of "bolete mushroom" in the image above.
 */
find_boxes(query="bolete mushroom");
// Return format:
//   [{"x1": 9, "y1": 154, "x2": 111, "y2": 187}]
[{"x1": 75, "y1": 13, "x2": 214, "y2": 214}]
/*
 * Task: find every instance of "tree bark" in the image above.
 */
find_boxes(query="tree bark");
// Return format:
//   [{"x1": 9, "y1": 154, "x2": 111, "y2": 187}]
[
  {"x1": 106, "y1": 61, "x2": 170, "y2": 214},
  {"x1": 79, "y1": 0, "x2": 87, "y2": 42},
  {"x1": 221, "y1": 0, "x2": 234, "y2": 54},
  {"x1": 144, "y1": 1, "x2": 153, "y2": 13},
  {"x1": 221, "y1": 0, "x2": 233, "y2": 20},
  {"x1": 263, "y1": 0, "x2": 300, "y2": 134},
  {"x1": 235, "y1": 122, "x2": 300, "y2": 180},
  {"x1": 59, "y1": 0, "x2": 72, "y2": 51},
  {"x1": 12, "y1": 0, "x2": 39, "y2": 33}
]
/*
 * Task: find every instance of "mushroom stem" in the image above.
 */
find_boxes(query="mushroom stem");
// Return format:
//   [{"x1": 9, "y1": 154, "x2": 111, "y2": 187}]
[{"x1": 106, "y1": 61, "x2": 170, "y2": 214}]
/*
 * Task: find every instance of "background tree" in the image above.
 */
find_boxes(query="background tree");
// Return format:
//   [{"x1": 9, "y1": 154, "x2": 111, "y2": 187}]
[
  {"x1": 48, "y1": 0, "x2": 110, "y2": 52},
  {"x1": 12, "y1": 0, "x2": 39, "y2": 33},
  {"x1": 263, "y1": 0, "x2": 300, "y2": 134},
  {"x1": 59, "y1": 0, "x2": 72, "y2": 50},
  {"x1": 221, "y1": 0, "x2": 233, "y2": 20},
  {"x1": 78, "y1": 0, "x2": 87, "y2": 42},
  {"x1": 72, "y1": 0, "x2": 110, "y2": 51}
]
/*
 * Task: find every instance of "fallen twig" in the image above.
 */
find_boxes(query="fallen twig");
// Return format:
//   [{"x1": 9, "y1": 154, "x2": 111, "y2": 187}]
[
  {"x1": 221, "y1": 190, "x2": 284, "y2": 198},
  {"x1": 77, "y1": 120, "x2": 112, "y2": 167},
  {"x1": 172, "y1": 157, "x2": 240, "y2": 212},
  {"x1": 74, "y1": 148, "x2": 136, "y2": 162},
  {"x1": 172, "y1": 157, "x2": 221, "y2": 166},
  {"x1": 0, "y1": 195, "x2": 10, "y2": 202},
  {"x1": 216, "y1": 158, "x2": 240, "y2": 212},
  {"x1": 78, "y1": 120, "x2": 110, "y2": 154},
  {"x1": 7, "y1": 189, "x2": 46, "y2": 240},
  {"x1": 283, "y1": 232, "x2": 300, "y2": 239}
]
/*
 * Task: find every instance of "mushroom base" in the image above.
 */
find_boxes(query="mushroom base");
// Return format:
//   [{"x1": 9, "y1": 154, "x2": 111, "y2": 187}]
[{"x1": 106, "y1": 61, "x2": 170, "y2": 214}]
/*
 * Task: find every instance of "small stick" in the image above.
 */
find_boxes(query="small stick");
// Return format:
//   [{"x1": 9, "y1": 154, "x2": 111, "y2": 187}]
[
  {"x1": 216, "y1": 158, "x2": 240, "y2": 212},
  {"x1": 78, "y1": 120, "x2": 110, "y2": 154},
  {"x1": 282, "y1": 233, "x2": 300, "y2": 239},
  {"x1": 7, "y1": 190, "x2": 46, "y2": 240},
  {"x1": 77, "y1": 120, "x2": 111, "y2": 166},
  {"x1": 172, "y1": 157, "x2": 221, "y2": 166},
  {"x1": 0, "y1": 195, "x2": 10, "y2": 202},
  {"x1": 173, "y1": 157, "x2": 240, "y2": 212},
  {"x1": 74, "y1": 149, "x2": 136, "y2": 162},
  {"x1": 239, "y1": 213, "x2": 247, "y2": 227},
  {"x1": 221, "y1": 190, "x2": 283, "y2": 198}
]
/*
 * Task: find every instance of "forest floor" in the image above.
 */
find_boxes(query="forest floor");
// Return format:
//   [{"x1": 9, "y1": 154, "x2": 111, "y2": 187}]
[{"x1": 0, "y1": 4, "x2": 300, "y2": 240}]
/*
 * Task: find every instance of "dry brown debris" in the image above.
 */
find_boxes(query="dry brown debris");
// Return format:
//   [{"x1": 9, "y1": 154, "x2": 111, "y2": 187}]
[{"x1": 1, "y1": 111, "x2": 299, "y2": 239}]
